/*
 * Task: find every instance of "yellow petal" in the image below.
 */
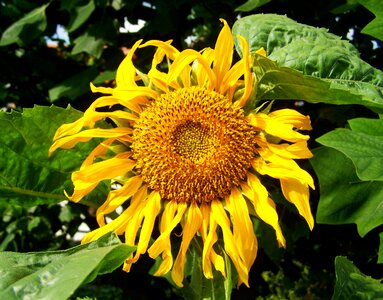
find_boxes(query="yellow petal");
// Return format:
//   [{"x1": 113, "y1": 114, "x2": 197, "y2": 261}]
[
  {"x1": 200, "y1": 204, "x2": 226, "y2": 279},
  {"x1": 241, "y1": 173, "x2": 286, "y2": 247},
  {"x1": 116, "y1": 40, "x2": 142, "y2": 87},
  {"x1": 171, "y1": 202, "x2": 202, "y2": 287},
  {"x1": 68, "y1": 153, "x2": 135, "y2": 202},
  {"x1": 96, "y1": 176, "x2": 143, "y2": 226},
  {"x1": 135, "y1": 191, "x2": 161, "y2": 256},
  {"x1": 140, "y1": 39, "x2": 180, "y2": 61},
  {"x1": 168, "y1": 49, "x2": 216, "y2": 90},
  {"x1": 148, "y1": 201, "x2": 187, "y2": 276},
  {"x1": 254, "y1": 149, "x2": 315, "y2": 189},
  {"x1": 50, "y1": 127, "x2": 132, "y2": 151},
  {"x1": 210, "y1": 200, "x2": 249, "y2": 287},
  {"x1": 233, "y1": 36, "x2": 252, "y2": 108},
  {"x1": 195, "y1": 47, "x2": 214, "y2": 87},
  {"x1": 255, "y1": 47, "x2": 267, "y2": 56},
  {"x1": 225, "y1": 188, "x2": 257, "y2": 279},
  {"x1": 281, "y1": 178, "x2": 314, "y2": 230},
  {"x1": 267, "y1": 141, "x2": 313, "y2": 159},
  {"x1": 268, "y1": 109, "x2": 312, "y2": 130},
  {"x1": 247, "y1": 113, "x2": 310, "y2": 142},
  {"x1": 213, "y1": 19, "x2": 233, "y2": 90}
]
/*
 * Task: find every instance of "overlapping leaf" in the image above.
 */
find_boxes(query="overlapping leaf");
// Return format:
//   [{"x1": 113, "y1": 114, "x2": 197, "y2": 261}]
[
  {"x1": 358, "y1": 0, "x2": 383, "y2": 41},
  {"x1": 0, "y1": 4, "x2": 49, "y2": 46},
  {"x1": 310, "y1": 147, "x2": 383, "y2": 237},
  {"x1": 333, "y1": 256, "x2": 383, "y2": 299},
  {"x1": 233, "y1": 14, "x2": 383, "y2": 110},
  {"x1": 0, "y1": 232, "x2": 135, "y2": 300},
  {"x1": 317, "y1": 117, "x2": 383, "y2": 181},
  {"x1": 0, "y1": 105, "x2": 108, "y2": 207}
]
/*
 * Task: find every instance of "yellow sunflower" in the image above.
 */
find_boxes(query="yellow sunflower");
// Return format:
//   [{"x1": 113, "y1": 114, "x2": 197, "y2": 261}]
[{"x1": 49, "y1": 19, "x2": 314, "y2": 287}]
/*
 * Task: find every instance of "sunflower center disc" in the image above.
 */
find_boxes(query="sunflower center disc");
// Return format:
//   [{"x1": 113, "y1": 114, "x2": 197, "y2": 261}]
[
  {"x1": 172, "y1": 121, "x2": 215, "y2": 163},
  {"x1": 132, "y1": 87, "x2": 256, "y2": 204}
]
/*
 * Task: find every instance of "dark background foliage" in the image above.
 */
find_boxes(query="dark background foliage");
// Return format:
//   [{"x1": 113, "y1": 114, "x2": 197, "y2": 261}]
[{"x1": 1, "y1": 0, "x2": 382, "y2": 299}]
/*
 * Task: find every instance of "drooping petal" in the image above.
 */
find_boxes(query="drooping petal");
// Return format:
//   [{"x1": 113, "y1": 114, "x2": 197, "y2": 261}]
[
  {"x1": 281, "y1": 178, "x2": 314, "y2": 230},
  {"x1": 148, "y1": 201, "x2": 187, "y2": 275},
  {"x1": 96, "y1": 176, "x2": 143, "y2": 226},
  {"x1": 247, "y1": 113, "x2": 310, "y2": 142},
  {"x1": 50, "y1": 127, "x2": 132, "y2": 151},
  {"x1": 268, "y1": 109, "x2": 312, "y2": 130},
  {"x1": 136, "y1": 191, "x2": 162, "y2": 257},
  {"x1": 241, "y1": 172, "x2": 286, "y2": 247},
  {"x1": 171, "y1": 202, "x2": 203, "y2": 287},
  {"x1": 210, "y1": 200, "x2": 249, "y2": 287},
  {"x1": 82, "y1": 185, "x2": 147, "y2": 244},
  {"x1": 68, "y1": 152, "x2": 135, "y2": 202},
  {"x1": 225, "y1": 188, "x2": 257, "y2": 285},
  {"x1": 123, "y1": 191, "x2": 161, "y2": 272},
  {"x1": 267, "y1": 141, "x2": 313, "y2": 159},
  {"x1": 200, "y1": 203, "x2": 226, "y2": 279}
]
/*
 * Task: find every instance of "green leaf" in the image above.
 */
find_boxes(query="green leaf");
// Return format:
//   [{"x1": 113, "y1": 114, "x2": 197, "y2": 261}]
[
  {"x1": 310, "y1": 147, "x2": 383, "y2": 236},
  {"x1": 233, "y1": 14, "x2": 383, "y2": 110},
  {"x1": 0, "y1": 4, "x2": 49, "y2": 46},
  {"x1": 358, "y1": 0, "x2": 383, "y2": 41},
  {"x1": 71, "y1": 19, "x2": 116, "y2": 58},
  {"x1": 0, "y1": 105, "x2": 108, "y2": 207},
  {"x1": 235, "y1": 0, "x2": 272, "y2": 12},
  {"x1": 316, "y1": 117, "x2": 383, "y2": 181},
  {"x1": 180, "y1": 242, "x2": 235, "y2": 300},
  {"x1": 244, "y1": 54, "x2": 383, "y2": 111},
  {"x1": 48, "y1": 67, "x2": 98, "y2": 102},
  {"x1": 66, "y1": 0, "x2": 96, "y2": 33},
  {"x1": 0, "y1": 232, "x2": 135, "y2": 300},
  {"x1": 333, "y1": 256, "x2": 383, "y2": 300}
]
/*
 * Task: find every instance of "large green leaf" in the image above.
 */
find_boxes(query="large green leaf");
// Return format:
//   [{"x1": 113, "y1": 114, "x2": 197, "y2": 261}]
[
  {"x1": 233, "y1": 14, "x2": 383, "y2": 110},
  {"x1": 0, "y1": 232, "x2": 135, "y2": 300},
  {"x1": 310, "y1": 147, "x2": 383, "y2": 237},
  {"x1": 0, "y1": 105, "x2": 108, "y2": 207},
  {"x1": 358, "y1": 0, "x2": 383, "y2": 41},
  {"x1": 66, "y1": 0, "x2": 96, "y2": 33},
  {"x1": 0, "y1": 4, "x2": 49, "y2": 46},
  {"x1": 316, "y1": 117, "x2": 383, "y2": 181},
  {"x1": 71, "y1": 18, "x2": 116, "y2": 58},
  {"x1": 333, "y1": 256, "x2": 383, "y2": 300},
  {"x1": 235, "y1": 0, "x2": 272, "y2": 12}
]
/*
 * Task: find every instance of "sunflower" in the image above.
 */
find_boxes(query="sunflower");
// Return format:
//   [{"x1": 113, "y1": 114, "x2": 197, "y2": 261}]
[{"x1": 49, "y1": 19, "x2": 314, "y2": 287}]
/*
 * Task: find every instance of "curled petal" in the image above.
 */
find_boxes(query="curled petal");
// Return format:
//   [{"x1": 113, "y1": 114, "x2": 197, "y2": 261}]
[
  {"x1": 171, "y1": 202, "x2": 202, "y2": 287},
  {"x1": 281, "y1": 178, "x2": 314, "y2": 230}
]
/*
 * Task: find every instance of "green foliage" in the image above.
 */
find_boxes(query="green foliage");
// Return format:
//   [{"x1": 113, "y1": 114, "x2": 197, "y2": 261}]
[
  {"x1": 311, "y1": 147, "x2": 383, "y2": 237},
  {"x1": 233, "y1": 14, "x2": 383, "y2": 111},
  {"x1": 317, "y1": 117, "x2": 383, "y2": 182},
  {"x1": 0, "y1": 232, "x2": 135, "y2": 300},
  {"x1": 0, "y1": 4, "x2": 49, "y2": 46},
  {"x1": 358, "y1": 0, "x2": 383, "y2": 41},
  {"x1": 235, "y1": 0, "x2": 272, "y2": 12},
  {"x1": 333, "y1": 256, "x2": 383, "y2": 299},
  {"x1": 0, "y1": 105, "x2": 108, "y2": 208},
  {"x1": 181, "y1": 242, "x2": 236, "y2": 300},
  {"x1": 1, "y1": 0, "x2": 383, "y2": 299}
]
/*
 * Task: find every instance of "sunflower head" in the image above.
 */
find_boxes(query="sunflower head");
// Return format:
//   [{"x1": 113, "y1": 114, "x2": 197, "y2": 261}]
[{"x1": 49, "y1": 19, "x2": 314, "y2": 288}]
